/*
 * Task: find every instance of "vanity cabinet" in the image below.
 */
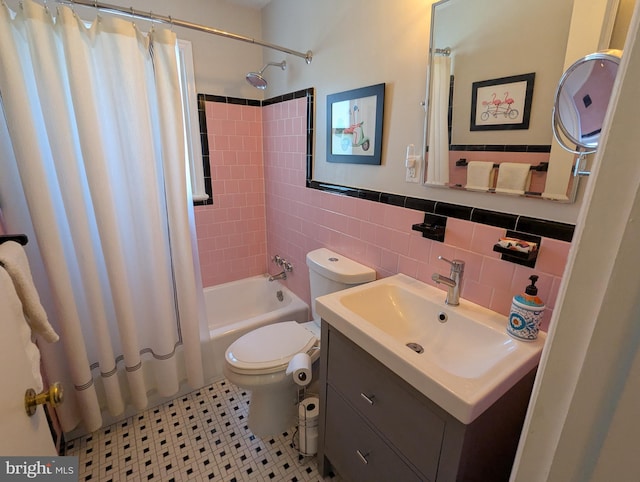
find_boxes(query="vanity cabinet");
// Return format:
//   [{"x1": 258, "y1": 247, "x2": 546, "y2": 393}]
[{"x1": 317, "y1": 322, "x2": 536, "y2": 482}]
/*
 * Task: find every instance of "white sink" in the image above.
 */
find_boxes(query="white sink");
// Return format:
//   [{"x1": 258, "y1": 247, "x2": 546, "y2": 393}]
[{"x1": 315, "y1": 273, "x2": 546, "y2": 424}]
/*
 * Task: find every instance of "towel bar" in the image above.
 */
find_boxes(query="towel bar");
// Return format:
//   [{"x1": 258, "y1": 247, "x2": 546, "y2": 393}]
[
  {"x1": 455, "y1": 159, "x2": 549, "y2": 172},
  {"x1": 0, "y1": 234, "x2": 28, "y2": 245}
]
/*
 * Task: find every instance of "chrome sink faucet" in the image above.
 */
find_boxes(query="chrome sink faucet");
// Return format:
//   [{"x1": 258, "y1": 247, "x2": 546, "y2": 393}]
[{"x1": 431, "y1": 256, "x2": 465, "y2": 306}]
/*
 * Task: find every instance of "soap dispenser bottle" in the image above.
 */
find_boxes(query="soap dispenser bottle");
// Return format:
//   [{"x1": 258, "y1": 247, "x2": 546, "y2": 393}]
[{"x1": 507, "y1": 275, "x2": 545, "y2": 341}]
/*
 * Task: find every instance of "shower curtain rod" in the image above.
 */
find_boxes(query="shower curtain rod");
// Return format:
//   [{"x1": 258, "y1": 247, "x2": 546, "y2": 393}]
[{"x1": 62, "y1": 0, "x2": 313, "y2": 64}]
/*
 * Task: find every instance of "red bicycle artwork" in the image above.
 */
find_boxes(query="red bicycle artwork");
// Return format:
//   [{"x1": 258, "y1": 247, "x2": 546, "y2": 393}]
[{"x1": 480, "y1": 92, "x2": 519, "y2": 121}]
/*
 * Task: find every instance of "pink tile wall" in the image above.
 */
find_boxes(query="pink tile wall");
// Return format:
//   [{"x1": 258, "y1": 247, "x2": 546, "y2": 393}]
[
  {"x1": 195, "y1": 101, "x2": 268, "y2": 286},
  {"x1": 264, "y1": 97, "x2": 570, "y2": 332}
]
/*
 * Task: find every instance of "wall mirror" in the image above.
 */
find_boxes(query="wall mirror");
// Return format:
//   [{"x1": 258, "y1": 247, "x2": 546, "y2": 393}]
[
  {"x1": 424, "y1": 0, "x2": 578, "y2": 201},
  {"x1": 552, "y1": 49, "x2": 622, "y2": 173}
]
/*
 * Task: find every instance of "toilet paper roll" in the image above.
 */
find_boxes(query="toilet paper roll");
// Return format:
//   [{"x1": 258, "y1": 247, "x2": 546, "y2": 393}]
[
  {"x1": 286, "y1": 352, "x2": 312, "y2": 386},
  {"x1": 298, "y1": 396, "x2": 320, "y2": 419},
  {"x1": 298, "y1": 397, "x2": 319, "y2": 456}
]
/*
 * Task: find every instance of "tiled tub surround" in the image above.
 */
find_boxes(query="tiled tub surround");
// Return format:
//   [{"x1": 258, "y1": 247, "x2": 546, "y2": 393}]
[
  {"x1": 197, "y1": 93, "x2": 572, "y2": 332},
  {"x1": 195, "y1": 98, "x2": 267, "y2": 287}
]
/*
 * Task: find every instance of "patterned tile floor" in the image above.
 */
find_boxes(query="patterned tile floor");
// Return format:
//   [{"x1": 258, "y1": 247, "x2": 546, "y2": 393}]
[{"x1": 65, "y1": 379, "x2": 341, "y2": 481}]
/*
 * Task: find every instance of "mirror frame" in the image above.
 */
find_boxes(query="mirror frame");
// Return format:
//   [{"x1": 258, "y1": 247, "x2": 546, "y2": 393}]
[{"x1": 552, "y1": 49, "x2": 622, "y2": 156}]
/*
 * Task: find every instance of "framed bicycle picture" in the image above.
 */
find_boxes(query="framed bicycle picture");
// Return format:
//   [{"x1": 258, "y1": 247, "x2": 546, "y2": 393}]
[
  {"x1": 470, "y1": 73, "x2": 535, "y2": 131},
  {"x1": 326, "y1": 83, "x2": 385, "y2": 164}
]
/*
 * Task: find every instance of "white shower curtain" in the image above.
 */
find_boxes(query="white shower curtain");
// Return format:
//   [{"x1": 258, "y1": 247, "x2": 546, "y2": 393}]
[
  {"x1": 0, "y1": 0, "x2": 205, "y2": 432},
  {"x1": 426, "y1": 54, "x2": 451, "y2": 185}
]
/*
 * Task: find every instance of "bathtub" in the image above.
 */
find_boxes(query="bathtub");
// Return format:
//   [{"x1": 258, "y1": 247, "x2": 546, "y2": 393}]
[{"x1": 204, "y1": 274, "x2": 310, "y2": 381}]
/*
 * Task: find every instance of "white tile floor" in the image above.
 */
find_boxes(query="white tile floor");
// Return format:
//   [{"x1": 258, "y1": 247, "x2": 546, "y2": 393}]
[{"x1": 65, "y1": 379, "x2": 341, "y2": 481}]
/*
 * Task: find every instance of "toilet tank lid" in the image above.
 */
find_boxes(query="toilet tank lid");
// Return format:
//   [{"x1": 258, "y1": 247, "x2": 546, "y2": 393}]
[{"x1": 306, "y1": 248, "x2": 376, "y2": 284}]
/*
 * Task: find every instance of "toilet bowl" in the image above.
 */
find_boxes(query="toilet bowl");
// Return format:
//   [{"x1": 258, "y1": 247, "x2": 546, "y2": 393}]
[
  {"x1": 223, "y1": 248, "x2": 375, "y2": 437},
  {"x1": 224, "y1": 321, "x2": 320, "y2": 437}
]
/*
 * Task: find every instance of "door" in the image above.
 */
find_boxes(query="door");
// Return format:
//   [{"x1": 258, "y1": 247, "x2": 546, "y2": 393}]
[{"x1": 0, "y1": 269, "x2": 56, "y2": 455}]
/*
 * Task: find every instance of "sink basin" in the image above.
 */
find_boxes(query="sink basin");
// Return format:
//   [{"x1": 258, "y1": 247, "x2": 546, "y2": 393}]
[
  {"x1": 315, "y1": 273, "x2": 546, "y2": 423},
  {"x1": 339, "y1": 283, "x2": 517, "y2": 378}
]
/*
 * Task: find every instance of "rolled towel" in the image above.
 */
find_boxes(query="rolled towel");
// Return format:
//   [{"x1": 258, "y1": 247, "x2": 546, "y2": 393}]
[
  {"x1": 0, "y1": 268, "x2": 44, "y2": 392},
  {"x1": 495, "y1": 162, "x2": 531, "y2": 195},
  {"x1": 465, "y1": 161, "x2": 495, "y2": 191},
  {"x1": 0, "y1": 241, "x2": 59, "y2": 342}
]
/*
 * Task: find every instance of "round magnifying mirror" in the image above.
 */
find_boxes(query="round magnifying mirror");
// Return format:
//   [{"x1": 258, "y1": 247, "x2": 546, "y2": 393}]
[{"x1": 552, "y1": 49, "x2": 622, "y2": 154}]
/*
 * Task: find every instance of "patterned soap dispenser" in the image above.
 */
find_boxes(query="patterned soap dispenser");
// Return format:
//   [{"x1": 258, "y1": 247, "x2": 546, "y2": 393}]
[{"x1": 507, "y1": 275, "x2": 545, "y2": 341}]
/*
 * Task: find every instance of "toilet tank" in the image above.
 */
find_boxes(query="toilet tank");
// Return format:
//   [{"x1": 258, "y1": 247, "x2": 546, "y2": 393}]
[{"x1": 306, "y1": 248, "x2": 376, "y2": 321}]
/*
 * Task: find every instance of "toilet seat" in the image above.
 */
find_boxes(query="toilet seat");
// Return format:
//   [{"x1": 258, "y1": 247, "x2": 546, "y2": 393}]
[{"x1": 225, "y1": 321, "x2": 318, "y2": 375}]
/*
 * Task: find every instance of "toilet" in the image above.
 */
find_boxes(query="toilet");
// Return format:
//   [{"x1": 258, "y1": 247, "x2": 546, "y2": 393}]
[{"x1": 223, "y1": 248, "x2": 376, "y2": 437}]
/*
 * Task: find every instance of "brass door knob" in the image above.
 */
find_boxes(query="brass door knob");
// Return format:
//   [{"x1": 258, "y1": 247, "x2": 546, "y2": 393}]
[{"x1": 25, "y1": 382, "x2": 64, "y2": 417}]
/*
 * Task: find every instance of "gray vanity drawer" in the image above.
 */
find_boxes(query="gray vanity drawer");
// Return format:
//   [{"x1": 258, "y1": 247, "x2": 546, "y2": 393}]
[
  {"x1": 324, "y1": 385, "x2": 424, "y2": 482},
  {"x1": 326, "y1": 329, "x2": 445, "y2": 480}
]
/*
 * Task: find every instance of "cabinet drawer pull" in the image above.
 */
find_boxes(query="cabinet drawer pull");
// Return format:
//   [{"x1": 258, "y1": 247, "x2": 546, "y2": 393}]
[
  {"x1": 356, "y1": 449, "x2": 369, "y2": 465},
  {"x1": 360, "y1": 392, "x2": 375, "y2": 405}
]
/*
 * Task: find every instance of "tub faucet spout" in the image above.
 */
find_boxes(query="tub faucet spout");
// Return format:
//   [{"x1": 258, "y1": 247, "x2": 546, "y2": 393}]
[
  {"x1": 431, "y1": 256, "x2": 465, "y2": 305},
  {"x1": 268, "y1": 270, "x2": 287, "y2": 282}
]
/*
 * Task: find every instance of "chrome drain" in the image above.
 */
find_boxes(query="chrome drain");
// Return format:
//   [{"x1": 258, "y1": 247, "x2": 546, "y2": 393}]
[{"x1": 406, "y1": 342, "x2": 424, "y2": 354}]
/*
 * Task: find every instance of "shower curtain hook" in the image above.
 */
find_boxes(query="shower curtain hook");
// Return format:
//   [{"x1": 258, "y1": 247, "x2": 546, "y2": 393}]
[{"x1": 129, "y1": 6, "x2": 136, "y2": 28}]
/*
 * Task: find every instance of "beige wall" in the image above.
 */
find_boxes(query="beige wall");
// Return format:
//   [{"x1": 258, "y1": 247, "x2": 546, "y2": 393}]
[{"x1": 262, "y1": 0, "x2": 434, "y2": 207}]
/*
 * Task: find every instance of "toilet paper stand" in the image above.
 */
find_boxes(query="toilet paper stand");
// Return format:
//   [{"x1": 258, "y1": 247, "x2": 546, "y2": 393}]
[
  {"x1": 297, "y1": 394, "x2": 319, "y2": 456},
  {"x1": 286, "y1": 350, "x2": 320, "y2": 456}
]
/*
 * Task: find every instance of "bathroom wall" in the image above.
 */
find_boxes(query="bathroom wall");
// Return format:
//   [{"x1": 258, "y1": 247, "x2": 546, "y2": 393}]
[
  {"x1": 263, "y1": 96, "x2": 570, "y2": 331},
  {"x1": 197, "y1": 93, "x2": 570, "y2": 329}
]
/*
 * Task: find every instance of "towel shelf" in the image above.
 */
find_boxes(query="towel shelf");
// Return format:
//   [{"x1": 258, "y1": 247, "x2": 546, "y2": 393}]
[
  {"x1": 412, "y1": 213, "x2": 447, "y2": 242},
  {"x1": 455, "y1": 159, "x2": 548, "y2": 172},
  {"x1": 0, "y1": 234, "x2": 28, "y2": 246}
]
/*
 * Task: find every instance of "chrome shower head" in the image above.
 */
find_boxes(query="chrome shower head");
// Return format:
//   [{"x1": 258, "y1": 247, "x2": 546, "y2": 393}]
[
  {"x1": 245, "y1": 71, "x2": 268, "y2": 89},
  {"x1": 245, "y1": 60, "x2": 286, "y2": 89}
]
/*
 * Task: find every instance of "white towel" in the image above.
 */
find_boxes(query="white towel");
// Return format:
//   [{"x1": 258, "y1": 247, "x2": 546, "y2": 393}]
[
  {"x1": 0, "y1": 241, "x2": 59, "y2": 342},
  {"x1": 0, "y1": 268, "x2": 44, "y2": 392},
  {"x1": 495, "y1": 163, "x2": 532, "y2": 195},
  {"x1": 465, "y1": 161, "x2": 495, "y2": 191}
]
